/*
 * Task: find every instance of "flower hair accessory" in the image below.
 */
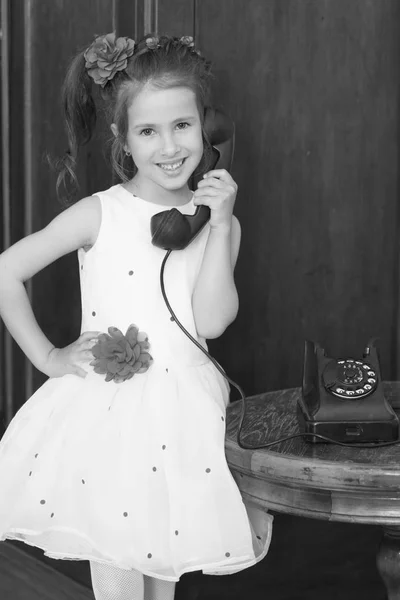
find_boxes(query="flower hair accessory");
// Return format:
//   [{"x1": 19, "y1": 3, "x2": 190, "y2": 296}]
[
  {"x1": 145, "y1": 36, "x2": 160, "y2": 50},
  {"x1": 84, "y1": 32, "x2": 135, "y2": 87},
  {"x1": 145, "y1": 35, "x2": 197, "y2": 52},
  {"x1": 90, "y1": 324, "x2": 152, "y2": 383},
  {"x1": 179, "y1": 36, "x2": 195, "y2": 47}
]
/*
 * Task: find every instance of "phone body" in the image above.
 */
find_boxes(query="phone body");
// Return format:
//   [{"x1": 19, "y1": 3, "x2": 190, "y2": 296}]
[
  {"x1": 298, "y1": 339, "x2": 399, "y2": 443},
  {"x1": 150, "y1": 107, "x2": 235, "y2": 250}
]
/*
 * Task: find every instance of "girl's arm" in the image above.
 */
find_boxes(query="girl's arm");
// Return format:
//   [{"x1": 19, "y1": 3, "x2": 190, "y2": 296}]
[
  {"x1": 0, "y1": 196, "x2": 101, "y2": 374},
  {"x1": 192, "y1": 170, "x2": 241, "y2": 339}
]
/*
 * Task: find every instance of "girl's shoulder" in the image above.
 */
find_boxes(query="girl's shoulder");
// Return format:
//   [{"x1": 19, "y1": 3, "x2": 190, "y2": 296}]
[
  {"x1": 41, "y1": 194, "x2": 102, "y2": 254},
  {"x1": 82, "y1": 184, "x2": 135, "y2": 250},
  {"x1": 72, "y1": 184, "x2": 125, "y2": 249},
  {"x1": 43, "y1": 185, "x2": 121, "y2": 253},
  {"x1": 0, "y1": 193, "x2": 103, "y2": 283}
]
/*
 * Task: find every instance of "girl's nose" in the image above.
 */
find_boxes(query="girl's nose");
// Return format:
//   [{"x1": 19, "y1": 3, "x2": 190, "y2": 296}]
[{"x1": 160, "y1": 133, "x2": 180, "y2": 157}]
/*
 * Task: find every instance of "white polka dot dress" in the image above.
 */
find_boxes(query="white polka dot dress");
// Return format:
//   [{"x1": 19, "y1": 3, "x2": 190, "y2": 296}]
[{"x1": 0, "y1": 184, "x2": 273, "y2": 581}]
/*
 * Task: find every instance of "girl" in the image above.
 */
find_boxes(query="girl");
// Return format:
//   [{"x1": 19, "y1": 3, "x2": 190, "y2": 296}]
[{"x1": 0, "y1": 33, "x2": 272, "y2": 600}]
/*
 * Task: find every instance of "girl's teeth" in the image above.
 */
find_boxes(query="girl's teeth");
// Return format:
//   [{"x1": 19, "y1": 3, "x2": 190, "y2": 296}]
[{"x1": 159, "y1": 160, "x2": 184, "y2": 171}]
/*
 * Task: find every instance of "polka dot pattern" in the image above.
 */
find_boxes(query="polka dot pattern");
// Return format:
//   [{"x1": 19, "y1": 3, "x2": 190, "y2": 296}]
[{"x1": 24, "y1": 436, "x2": 254, "y2": 569}]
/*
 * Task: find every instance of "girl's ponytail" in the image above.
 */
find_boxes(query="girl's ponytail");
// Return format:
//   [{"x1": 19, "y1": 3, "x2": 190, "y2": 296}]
[
  {"x1": 55, "y1": 33, "x2": 135, "y2": 204},
  {"x1": 55, "y1": 49, "x2": 96, "y2": 204}
]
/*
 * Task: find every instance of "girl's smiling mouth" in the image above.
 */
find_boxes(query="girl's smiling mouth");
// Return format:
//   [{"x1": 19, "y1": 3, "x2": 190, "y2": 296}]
[{"x1": 157, "y1": 158, "x2": 187, "y2": 172}]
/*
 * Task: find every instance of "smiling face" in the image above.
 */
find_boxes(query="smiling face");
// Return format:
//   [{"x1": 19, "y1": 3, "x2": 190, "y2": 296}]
[{"x1": 124, "y1": 84, "x2": 203, "y2": 203}]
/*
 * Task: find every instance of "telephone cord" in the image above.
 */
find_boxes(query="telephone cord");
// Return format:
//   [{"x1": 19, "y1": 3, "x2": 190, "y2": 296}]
[{"x1": 160, "y1": 251, "x2": 400, "y2": 450}]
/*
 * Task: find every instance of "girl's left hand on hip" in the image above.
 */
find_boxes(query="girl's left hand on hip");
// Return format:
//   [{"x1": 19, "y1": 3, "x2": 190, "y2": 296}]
[{"x1": 193, "y1": 169, "x2": 238, "y2": 231}]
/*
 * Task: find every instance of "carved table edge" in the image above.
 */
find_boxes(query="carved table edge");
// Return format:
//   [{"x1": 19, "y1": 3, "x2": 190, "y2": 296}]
[
  {"x1": 225, "y1": 438, "x2": 400, "y2": 490},
  {"x1": 228, "y1": 465, "x2": 400, "y2": 498},
  {"x1": 239, "y1": 489, "x2": 400, "y2": 525}
]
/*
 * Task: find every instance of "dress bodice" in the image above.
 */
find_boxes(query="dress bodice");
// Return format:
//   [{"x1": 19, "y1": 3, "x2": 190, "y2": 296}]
[{"x1": 78, "y1": 184, "x2": 210, "y2": 365}]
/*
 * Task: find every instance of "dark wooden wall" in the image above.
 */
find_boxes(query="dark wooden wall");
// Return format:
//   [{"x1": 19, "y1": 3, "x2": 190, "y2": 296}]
[
  {"x1": 156, "y1": 0, "x2": 400, "y2": 397},
  {"x1": 0, "y1": 0, "x2": 399, "y2": 597},
  {"x1": 205, "y1": 0, "x2": 400, "y2": 398}
]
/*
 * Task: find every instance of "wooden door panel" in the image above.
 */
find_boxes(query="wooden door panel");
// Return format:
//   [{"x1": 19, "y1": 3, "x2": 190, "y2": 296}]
[{"x1": 158, "y1": 0, "x2": 194, "y2": 36}]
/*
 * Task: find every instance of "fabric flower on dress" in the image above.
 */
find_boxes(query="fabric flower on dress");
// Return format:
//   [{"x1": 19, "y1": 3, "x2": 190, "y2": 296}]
[
  {"x1": 90, "y1": 325, "x2": 152, "y2": 383},
  {"x1": 84, "y1": 32, "x2": 135, "y2": 87}
]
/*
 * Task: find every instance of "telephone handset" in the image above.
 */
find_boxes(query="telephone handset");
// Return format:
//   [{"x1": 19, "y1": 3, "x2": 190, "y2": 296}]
[{"x1": 150, "y1": 107, "x2": 235, "y2": 250}]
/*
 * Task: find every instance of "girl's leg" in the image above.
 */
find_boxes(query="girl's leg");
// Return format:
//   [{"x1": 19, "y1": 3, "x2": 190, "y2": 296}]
[
  {"x1": 90, "y1": 561, "x2": 145, "y2": 600},
  {"x1": 144, "y1": 575, "x2": 176, "y2": 600}
]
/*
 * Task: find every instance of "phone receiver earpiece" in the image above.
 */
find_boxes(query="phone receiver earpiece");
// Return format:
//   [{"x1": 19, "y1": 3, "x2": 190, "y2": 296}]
[
  {"x1": 151, "y1": 108, "x2": 234, "y2": 250},
  {"x1": 151, "y1": 205, "x2": 210, "y2": 251}
]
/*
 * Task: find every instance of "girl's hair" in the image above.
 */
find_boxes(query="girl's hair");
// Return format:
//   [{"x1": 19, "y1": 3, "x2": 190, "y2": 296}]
[{"x1": 56, "y1": 34, "x2": 214, "y2": 204}]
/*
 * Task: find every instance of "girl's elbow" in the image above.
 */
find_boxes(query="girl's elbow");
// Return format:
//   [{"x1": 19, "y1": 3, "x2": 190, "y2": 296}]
[
  {"x1": 199, "y1": 325, "x2": 226, "y2": 340},
  {"x1": 197, "y1": 307, "x2": 239, "y2": 340}
]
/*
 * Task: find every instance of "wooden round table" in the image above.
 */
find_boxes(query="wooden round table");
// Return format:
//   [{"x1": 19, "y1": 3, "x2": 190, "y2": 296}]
[{"x1": 225, "y1": 382, "x2": 400, "y2": 599}]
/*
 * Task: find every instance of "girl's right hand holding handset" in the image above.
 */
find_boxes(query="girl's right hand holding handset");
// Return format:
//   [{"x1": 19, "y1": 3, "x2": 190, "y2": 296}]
[{"x1": 43, "y1": 331, "x2": 101, "y2": 379}]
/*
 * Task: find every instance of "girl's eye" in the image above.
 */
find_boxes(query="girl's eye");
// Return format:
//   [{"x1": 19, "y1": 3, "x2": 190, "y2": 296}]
[
  {"x1": 140, "y1": 128, "x2": 154, "y2": 136},
  {"x1": 176, "y1": 122, "x2": 190, "y2": 130}
]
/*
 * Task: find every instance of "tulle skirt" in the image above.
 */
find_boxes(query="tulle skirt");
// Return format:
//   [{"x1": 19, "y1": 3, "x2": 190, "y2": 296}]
[{"x1": 0, "y1": 362, "x2": 272, "y2": 581}]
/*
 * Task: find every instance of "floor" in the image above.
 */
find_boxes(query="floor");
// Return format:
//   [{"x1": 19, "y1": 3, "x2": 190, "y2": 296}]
[
  {"x1": 0, "y1": 541, "x2": 93, "y2": 600},
  {"x1": 0, "y1": 515, "x2": 387, "y2": 600}
]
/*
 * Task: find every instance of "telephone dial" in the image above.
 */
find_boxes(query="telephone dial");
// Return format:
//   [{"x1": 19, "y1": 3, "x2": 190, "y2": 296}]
[
  {"x1": 150, "y1": 107, "x2": 235, "y2": 250},
  {"x1": 298, "y1": 339, "x2": 399, "y2": 443}
]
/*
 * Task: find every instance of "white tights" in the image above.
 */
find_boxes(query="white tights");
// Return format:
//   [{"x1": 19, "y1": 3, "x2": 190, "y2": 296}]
[{"x1": 90, "y1": 561, "x2": 176, "y2": 600}]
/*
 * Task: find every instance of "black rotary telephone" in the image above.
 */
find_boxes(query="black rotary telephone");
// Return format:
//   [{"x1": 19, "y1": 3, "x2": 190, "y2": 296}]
[
  {"x1": 150, "y1": 107, "x2": 235, "y2": 250},
  {"x1": 298, "y1": 339, "x2": 399, "y2": 443}
]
